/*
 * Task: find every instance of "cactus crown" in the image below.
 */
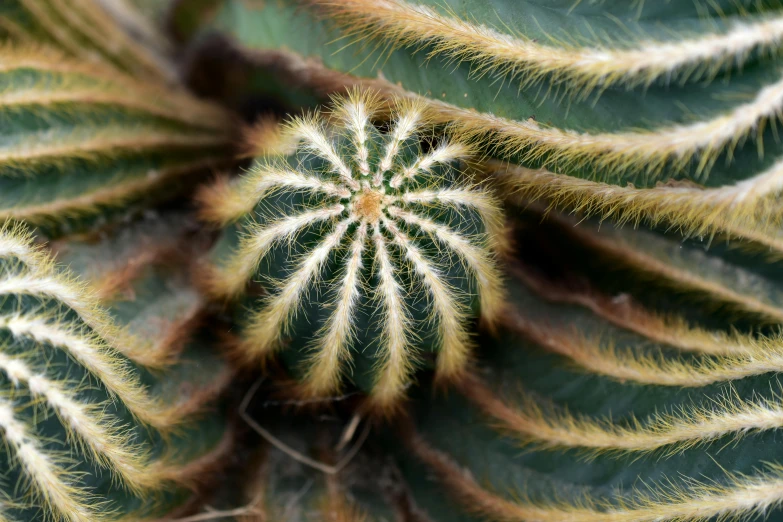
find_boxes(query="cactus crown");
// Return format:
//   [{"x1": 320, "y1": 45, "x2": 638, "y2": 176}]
[{"x1": 200, "y1": 90, "x2": 504, "y2": 410}]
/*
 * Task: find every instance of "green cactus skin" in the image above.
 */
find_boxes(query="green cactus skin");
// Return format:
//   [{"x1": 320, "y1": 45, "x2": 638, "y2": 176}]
[
  {"x1": 0, "y1": 42, "x2": 234, "y2": 235},
  {"x1": 377, "y1": 208, "x2": 783, "y2": 522},
  {"x1": 0, "y1": 217, "x2": 232, "y2": 522},
  {"x1": 0, "y1": 0, "x2": 174, "y2": 83},
  {"x1": 198, "y1": 90, "x2": 504, "y2": 412},
  {"x1": 177, "y1": 0, "x2": 783, "y2": 246}
]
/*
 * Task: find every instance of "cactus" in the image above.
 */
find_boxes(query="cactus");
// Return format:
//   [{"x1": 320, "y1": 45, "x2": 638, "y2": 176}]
[
  {"x1": 153, "y1": 2, "x2": 783, "y2": 521},
  {"x1": 0, "y1": 215, "x2": 232, "y2": 522},
  {"x1": 387, "y1": 210, "x2": 783, "y2": 522},
  {"x1": 199, "y1": 90, "x2": 504, "y2": 411},
  {"x1": 10, "y1": 2, "x2": 783, "y2": 522},
  {"x1": 0, "y1": 0, "x2": 236, "y2": 236},
  {"x1": 177, "y1": 0, "x2": 783, "y2": 245},
  {"x1": 0, "y1": 42, "x2": 234, "y2": 234},
  {"x1": 0, "y1": 0, "x2": 174, "y2": 82}
]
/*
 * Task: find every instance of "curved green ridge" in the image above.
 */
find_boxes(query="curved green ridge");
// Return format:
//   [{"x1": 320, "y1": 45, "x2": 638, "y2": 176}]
[
  {"x1": 183, "y1": 0, "x2": 783, "y2": 190},
  {"x1": 0, "y1": 37, "x2": 232, "y2": 234},
  {"x1": 391, "y1": 216, "x2": 783, "y2": 521},
  {"x1": 0, "y1": 218, "x2": 230, "y2": 521}
]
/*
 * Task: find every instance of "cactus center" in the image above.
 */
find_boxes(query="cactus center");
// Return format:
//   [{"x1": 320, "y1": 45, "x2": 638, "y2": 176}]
[{"x1": 353, "y1": 189, "x2": 384, "y2": 221}]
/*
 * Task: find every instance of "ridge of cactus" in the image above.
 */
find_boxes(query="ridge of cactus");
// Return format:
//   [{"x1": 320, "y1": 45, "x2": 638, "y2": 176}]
[
  {"x1": 178, "y1": 0, "x2": 783, "y2": 245},
  {"x1": 1, "y1": 0, "x2": 174, "y2": 82},
  {"x1": 555, "y1": 217, "x2": 783, "y2": 322},
  {"x1": 0, "y1": 42, "x2": 235, "y2": 233},
  {"x1": 306, "y1": 0, "x2": 783, "y2": 96},
  {"x1": 198, "y1": 89, "x2": 504, "y2": 411},
  {"x1": 484, "y1": 160, "x2": 783, "y2": 245},
  {"x1": 510, "y1": 263, "x2": 775, "y2": 357},
  {"x1": 381, "y1": 212, "x2": 783, "y2": 521},
  {"x1": 0, "y1": 216, "x2": 232, "y2": 521},
  {"x1": 404, "y1": 427, "x2": 783, "y2": 522},
  {"x1": 288, "y1": 0, "x2": 783, "y2": 180}
]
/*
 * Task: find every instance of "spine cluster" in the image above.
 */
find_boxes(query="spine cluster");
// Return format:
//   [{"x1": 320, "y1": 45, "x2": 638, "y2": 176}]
[
  {"x1": 0, "y1": 223, "x2": 228, "y2": 521},
  {"x1": 201, "y1": 90, "x2": 504, "y2": 410}
]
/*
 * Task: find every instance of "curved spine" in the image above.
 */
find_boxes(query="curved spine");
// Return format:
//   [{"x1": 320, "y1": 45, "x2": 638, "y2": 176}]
[
  {"x1": 409, "y1": 428, "x2": 783, "y2": 522},
  {"x1": 207, "y1": 204, "x2": 346, "y2": 300},
  {"x1": 381, "y1": 216, "x2": 473, "y2": 380},
  {"x1": 309, "y1": 0, "x2": 783, "y2": 94},
  {"x1": 240, "y1": 218, "x2": 355, "y2": 360},
  {"x1": 301, "y1": 222, "x2": 367, "y2": 396},
  {"x1": 0, "y1": 352, "x2": 152, "y2": 491},
  {"x1": 487, "y1": 160, "x2": 783, "y2": 241},
  {"x1": 558, "y1": 220, "x2": 783, "y2": 324},
  {"x1": 370, "y1": 222, "x2": 414, "y2": 409},
  {"x1": 458, "y1": 372, "x2": 783, "y2": 456},
  {"x1": 0, "y1": 313, "x2": 166, "y2": 427},
  {"x1": 0, "y1": 399, "x2": 95, "y2": 522},
  {"x1": 504, "y1": 308, "x2": 783, "y2": 387}
]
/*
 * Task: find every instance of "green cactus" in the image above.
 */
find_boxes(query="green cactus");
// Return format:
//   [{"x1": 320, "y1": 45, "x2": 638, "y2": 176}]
[
  {"x1": 152, "y1": 2, "x2": 783, "y2": 521},
  {"x1": 0, "y1": 42, "x2": 234, "y2": 234},
  {"x1": 0, "y1": 0, "x2": 174, "y2": 82},
  {"x1": 0, "y1": 216, "x2": 232, "y2": 522},
  {"x1": 8, "y1": 2, "x2": 783, "y2": 522},
  {"x1": 199, "y1": 90, "x2": 504, "y2": 411},
  {"x1": 384, "y1": 210, "x2": 783, "y2": 522},
  {"x1": 177, "y1": 0, "x2": 783, "y2": 244},
  {"x1": 0, "y1": 0, "x2": 237, "y2": 236}
]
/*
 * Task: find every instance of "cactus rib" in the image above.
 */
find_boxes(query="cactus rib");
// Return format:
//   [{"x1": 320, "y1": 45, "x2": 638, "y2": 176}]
[
  {"x1": 503, "y1": 306, "x2": 783, "y2": 387},
  {"x1": 512, "y1": 263, "x2": 775, "y2": 356},
  {"x1": 297, "y1": 1, "x2": 783, "y2": 180},
  {"x1": 0, "y1": 399, "x2": 96, "y2": 522},
  {"x1": 407, "y1": 428, "x2": 783, "y2": 522},
  {"x1": 0, "y1": 44, "x2": 234, "y2": 229},
  {"x1": 308, "y1": 0, "x2": 783, "y2": 95},
  {"x1": 458, "y1": 371, "x2": 783, "y2": 456},
  {"x1": 0, "y1": 312, "x2": 168, "y2": 427},
  {"x1": 560, "y1": 220, "x2": 783, "y2": 323},
  {"x1": 487, "y1": 160, "x2": 783, "y2": 242}
]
